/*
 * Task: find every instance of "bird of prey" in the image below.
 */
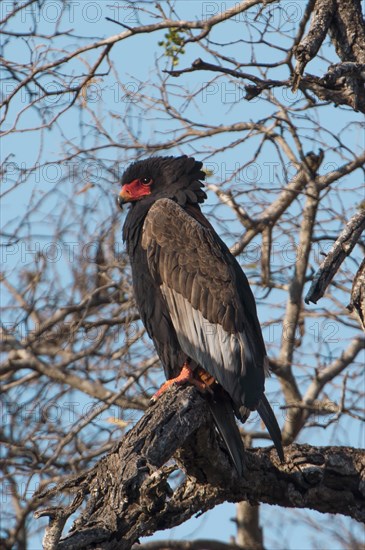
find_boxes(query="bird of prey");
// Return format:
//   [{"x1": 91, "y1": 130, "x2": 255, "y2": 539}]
[{"x1": 118, "y1": 155, "x2": 283, "y2": 474}]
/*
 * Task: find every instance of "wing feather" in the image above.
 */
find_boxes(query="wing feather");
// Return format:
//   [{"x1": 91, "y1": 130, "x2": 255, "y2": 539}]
[{"x1": 142, "y1": 198, "x2": 264, "y2": 410}]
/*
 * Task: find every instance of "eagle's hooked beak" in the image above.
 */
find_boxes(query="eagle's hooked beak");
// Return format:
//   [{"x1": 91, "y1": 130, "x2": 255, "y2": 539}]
[
  {"x1": 117, "y1": 179, "x2": 152, "y2": 209},
  {"x1": 117, "y1": 185, "x2": 133, "y2": 209},
  {"x1": 117, "y1": 193, "x2": 126, "y2": 210}
]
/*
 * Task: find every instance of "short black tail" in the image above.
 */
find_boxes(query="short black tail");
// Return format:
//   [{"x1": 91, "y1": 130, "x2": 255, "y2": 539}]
[
  {"x1": 208, "y1": 391, "x2": 245, "y2": 476},
  {"x1": 257, "y1": 393, "x2": 284, "y2": 462}
]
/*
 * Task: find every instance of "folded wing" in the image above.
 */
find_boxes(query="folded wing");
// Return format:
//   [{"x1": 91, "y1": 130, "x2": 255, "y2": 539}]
[{"x1": 142, "y1": 198, "x2": 266, "y2": 409}]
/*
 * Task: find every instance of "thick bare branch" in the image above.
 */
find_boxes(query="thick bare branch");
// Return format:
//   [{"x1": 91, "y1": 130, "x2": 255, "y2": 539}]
[
  {"x1": 292, "y1": 0, "x2": 335, "y2": 91},
  {"x1": 34, "y1": 386, "x2": 365, "y2": 550},
  {"x1": 278, "y1": 179, "x2": 320, "y2": 443},
  {"x1": 329, "y1": 0, "x2": 365, "y2": 65},
  {"x1": 235, "y1": 502, "x2": 264, "y2": 550},
  {"x1": 305, "y1": 209, "x2": 365, "y2": 305},
  {"x1": 298, "y1": 73, "x2": 365, "y2": 113}
]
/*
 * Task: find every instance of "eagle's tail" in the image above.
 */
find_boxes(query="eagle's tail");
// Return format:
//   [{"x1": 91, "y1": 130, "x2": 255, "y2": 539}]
[
  {"x1": 208, "y1": 390, "x2": 245, "y2": 476},
  {"x1": 257, "y1": 393, "x2": 284, "y2": 462}
]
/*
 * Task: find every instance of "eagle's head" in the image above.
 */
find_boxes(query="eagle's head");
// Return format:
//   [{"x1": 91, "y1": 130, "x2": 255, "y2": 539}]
[{"x1": 118, "y1": 155, "x2": 206, "y2": 208}]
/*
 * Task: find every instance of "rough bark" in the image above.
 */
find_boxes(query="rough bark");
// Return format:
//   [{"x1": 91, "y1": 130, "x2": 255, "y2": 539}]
[
  {"x1": 167, "y1": 1, "x2": 365, "y2": 112},
  {"x1": 293, "y1": 0, "x2": 365, "y2": 112},
  {"x1": 305, "y1": 209, "x2": 365, "y2": 305},
  {"x1": 293, "y1": 0, "x2": 335, "y2": 91},
  {"x1": 34, "y1": 386, "x2": 365, "y2": 550}
]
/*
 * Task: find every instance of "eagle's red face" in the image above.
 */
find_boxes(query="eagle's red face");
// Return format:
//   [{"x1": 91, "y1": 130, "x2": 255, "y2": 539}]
[
  {"x1": 118, "y1": 156, "x2": 207, "y2": 210},
  {"x1": 118, "y1": 176, "x2": 153, "y2": 206}
]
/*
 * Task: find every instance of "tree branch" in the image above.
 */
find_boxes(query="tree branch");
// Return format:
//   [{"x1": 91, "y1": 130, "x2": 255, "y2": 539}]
[
  {"x1": 305, "y1": 209, "x2": 365, "y2": 304},
  {"x1": 231, "y1": 151, "x2": 324, "y2": 256},
  {"x1": 132, "y1": 541, "x2": 240, "y2": 550},
  {"x1": 35, "y1": 386, "x2": 365, "y2": 549},
  {"x1": 235, "y1": 501, "x2": 264, "y2": 550},
  {"x1": 274, "y1": 164, "x2": 322, "y2": 443},
  {"x1": 292, "y1": 0, "x2": 335, "y2": 91},
  {"x1": 303, "y1": 335, "x2": 365, "y2": 406}
]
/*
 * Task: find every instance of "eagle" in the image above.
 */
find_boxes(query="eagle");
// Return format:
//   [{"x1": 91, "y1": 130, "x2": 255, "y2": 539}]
[{"x1": 118, "y1": 155, "x2": 283, "y2": 474}]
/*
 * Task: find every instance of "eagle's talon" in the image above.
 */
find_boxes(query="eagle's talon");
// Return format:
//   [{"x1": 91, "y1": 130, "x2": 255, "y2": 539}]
[{"x1": 151, "y1": 362, "x2": 215, "y2": 401}]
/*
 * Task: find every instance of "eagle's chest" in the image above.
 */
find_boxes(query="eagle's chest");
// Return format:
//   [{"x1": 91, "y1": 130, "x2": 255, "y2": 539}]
[
  {"x1": 129, "y1": 241, "x2": 158, "y2": 334},
  {"x1": 127, "y1": 230, "x2": 185, "y2": 376}
]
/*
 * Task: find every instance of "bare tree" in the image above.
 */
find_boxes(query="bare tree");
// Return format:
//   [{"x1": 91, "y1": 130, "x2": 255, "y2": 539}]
[{"x1": 1, "y1": 1, "x2": 364, "y2": 549}]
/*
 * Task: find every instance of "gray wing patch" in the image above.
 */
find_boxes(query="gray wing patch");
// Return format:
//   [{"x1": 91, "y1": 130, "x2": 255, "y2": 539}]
[
  {"x1": 161, "y1": 283, "x2": 248, "y2": 404},
  {"x1": 142, "y1": 199, "x2": 254, "y2": 402}
]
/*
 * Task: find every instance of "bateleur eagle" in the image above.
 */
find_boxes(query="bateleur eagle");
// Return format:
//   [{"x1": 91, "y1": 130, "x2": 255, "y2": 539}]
[{"x1": 118, "y1": 155, "x2": 283, "y2": 475}]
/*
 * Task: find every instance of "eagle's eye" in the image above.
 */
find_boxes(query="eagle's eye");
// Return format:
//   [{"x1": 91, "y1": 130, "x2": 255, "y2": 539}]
[{"x1": 140, "y1": 177, "x2": 152, "y2": 186}]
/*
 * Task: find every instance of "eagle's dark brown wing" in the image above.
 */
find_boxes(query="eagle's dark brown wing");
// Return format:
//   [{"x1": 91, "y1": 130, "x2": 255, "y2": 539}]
[
  {"x1": 142, "y1": 197, "x2": 266, "y2": 413},
  {"x1": 142, "y1": 198, "x2": 284, "y2": 463}
]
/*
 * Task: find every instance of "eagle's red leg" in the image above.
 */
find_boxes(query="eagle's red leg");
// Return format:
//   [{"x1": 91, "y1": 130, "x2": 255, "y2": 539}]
[{"x1": 151, "y1": 361, "x2": 215, "y2": 402}]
